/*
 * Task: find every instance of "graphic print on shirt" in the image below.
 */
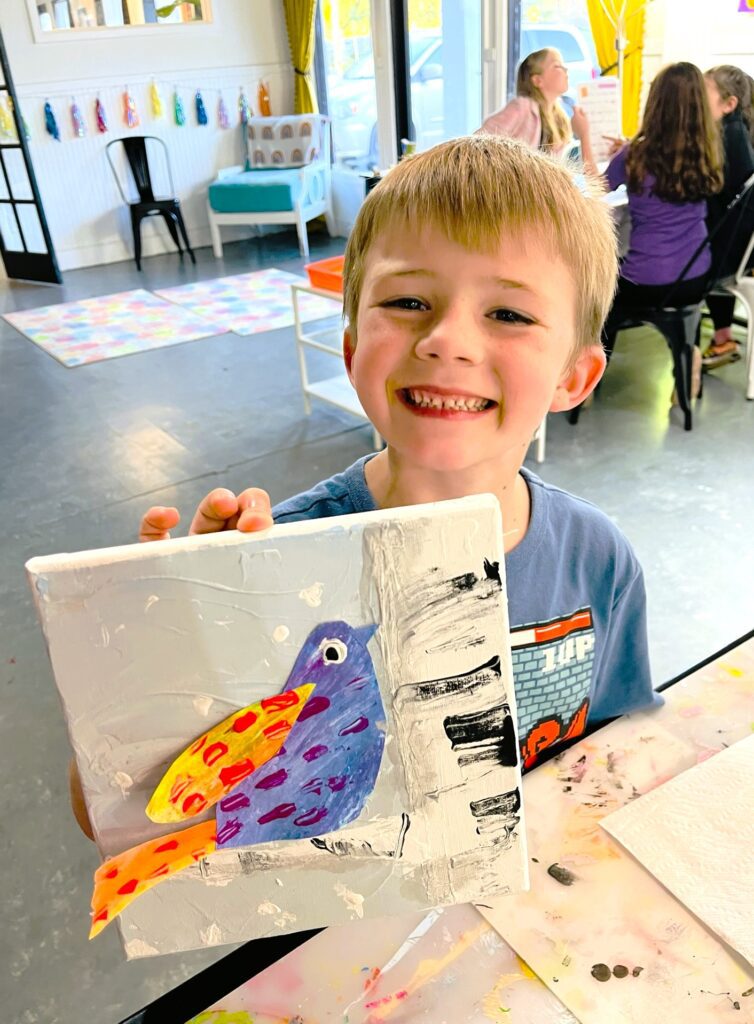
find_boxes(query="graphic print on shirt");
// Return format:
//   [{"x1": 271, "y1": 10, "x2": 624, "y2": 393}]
[{"x1": 511, "y1": 608, "x2": 595, "y2": 769}]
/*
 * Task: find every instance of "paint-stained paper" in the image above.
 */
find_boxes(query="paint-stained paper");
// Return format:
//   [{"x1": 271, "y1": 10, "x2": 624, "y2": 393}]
[
  {"x1": 26, "y1": 497, "x2": 527, "y2": 957},
  {"x1": 602, "y1": 734, "x2": 754, "y2": 968}
]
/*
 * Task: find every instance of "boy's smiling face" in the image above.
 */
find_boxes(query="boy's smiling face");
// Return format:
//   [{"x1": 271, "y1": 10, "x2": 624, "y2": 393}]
[{"x1": 344, "y1": 223, "x2": 604, "y2": 475}]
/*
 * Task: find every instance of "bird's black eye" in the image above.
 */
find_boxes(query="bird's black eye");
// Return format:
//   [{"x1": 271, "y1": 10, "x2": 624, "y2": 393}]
[{"x1": 321, "y1": 639, "x2": 347, "y2": 663}]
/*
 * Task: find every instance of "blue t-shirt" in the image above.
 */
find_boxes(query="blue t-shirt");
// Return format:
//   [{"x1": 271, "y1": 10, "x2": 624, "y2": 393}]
[{"x1": 274, "y1": 456, "x2": 659, "y2": 769}]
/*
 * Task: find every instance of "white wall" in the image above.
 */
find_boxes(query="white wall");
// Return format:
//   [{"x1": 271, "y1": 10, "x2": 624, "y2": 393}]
[
  {"x1": 642, "y1": 0, "x2": 754, "y2": 109},
  {"x1": 0, "y1": 2, "x2": 294, "y2": 270}
]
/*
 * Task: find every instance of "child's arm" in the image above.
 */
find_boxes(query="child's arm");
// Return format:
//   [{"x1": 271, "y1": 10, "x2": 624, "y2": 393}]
[{"x1": 570, "y1": 106, "x2": 598, "y2": 177}]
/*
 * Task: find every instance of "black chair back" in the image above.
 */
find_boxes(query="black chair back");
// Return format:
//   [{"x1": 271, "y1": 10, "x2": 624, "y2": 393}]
[
  {"x1": 105, "y1": 136, "x2": 175, "y2": 206},
  {"x1": 122, "y1": 137, "x2": 155, "y2": 203}
]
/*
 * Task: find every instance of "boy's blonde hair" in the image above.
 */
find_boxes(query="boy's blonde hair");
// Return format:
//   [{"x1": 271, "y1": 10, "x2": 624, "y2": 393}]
[{"x1": 344, "y1": 135, "x2": 617, "y2": 355}]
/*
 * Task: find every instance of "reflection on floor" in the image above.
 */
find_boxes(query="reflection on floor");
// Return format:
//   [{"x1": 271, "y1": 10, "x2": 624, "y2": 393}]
[{"x1": 1, "y1": 226, "x2": 753, "y2": 1023}]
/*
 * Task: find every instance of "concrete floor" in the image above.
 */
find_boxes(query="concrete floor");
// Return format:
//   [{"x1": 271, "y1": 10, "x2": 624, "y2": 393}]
[{"x1": 1, "y1": 225, "x2": 753, "y2": 1023}]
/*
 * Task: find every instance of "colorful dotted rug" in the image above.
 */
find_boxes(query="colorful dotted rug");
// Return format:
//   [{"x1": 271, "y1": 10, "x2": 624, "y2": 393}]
[
  {"x1": 155, "y1": 268, "x2": 342, "y2": 336},
  {"x1": 3, "y1": 289, "x2": 222, "y2": 367}
]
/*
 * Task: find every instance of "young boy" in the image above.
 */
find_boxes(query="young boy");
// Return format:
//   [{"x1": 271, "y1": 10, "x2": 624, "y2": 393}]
[{"x1": 138, "y1": 134, "x2": 658, "y2": 773}]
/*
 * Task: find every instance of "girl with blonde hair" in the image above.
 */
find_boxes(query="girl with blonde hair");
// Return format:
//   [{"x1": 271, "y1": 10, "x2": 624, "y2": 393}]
[{"x1": 480, "y1": 48, "x2": 596, "y2": 171}]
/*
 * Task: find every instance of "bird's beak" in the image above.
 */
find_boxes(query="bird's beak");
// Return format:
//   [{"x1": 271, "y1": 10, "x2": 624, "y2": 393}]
[{"x1": 355, "y1": 624, "x2": 378, "y2": 646}]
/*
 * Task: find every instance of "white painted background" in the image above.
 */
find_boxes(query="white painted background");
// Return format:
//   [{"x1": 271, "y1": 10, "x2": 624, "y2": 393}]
[{"x1": 0, "y1": 2, "x2": 295, "y2": 270}]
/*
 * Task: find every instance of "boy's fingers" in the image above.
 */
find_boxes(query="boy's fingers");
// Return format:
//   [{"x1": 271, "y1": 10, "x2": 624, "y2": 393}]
[
  {"x1": 189, "y1": 488, "x2": 240, "y2": 535},
  {"x1": 139, "y1": 506, "x2": 180, "y2": 543},
  {"x1": 236, "y1": 488, "x2": 273, "y2": 532}
]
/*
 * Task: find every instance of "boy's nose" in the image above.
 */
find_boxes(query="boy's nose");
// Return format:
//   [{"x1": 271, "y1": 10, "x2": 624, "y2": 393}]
[{"x1": 414, "y1": 314, "x2": 484, "y2": 364}]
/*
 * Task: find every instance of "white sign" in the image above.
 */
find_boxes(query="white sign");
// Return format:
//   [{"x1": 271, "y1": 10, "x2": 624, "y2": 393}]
[{"x1": 577, "y1": 78, "x2": 622, "y2": 163}]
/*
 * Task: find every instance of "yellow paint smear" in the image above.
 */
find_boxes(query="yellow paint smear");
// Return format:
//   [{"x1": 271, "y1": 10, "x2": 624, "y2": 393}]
[{"x1": 186, "y1": 1012, "x2": 255, "y2": 1024}]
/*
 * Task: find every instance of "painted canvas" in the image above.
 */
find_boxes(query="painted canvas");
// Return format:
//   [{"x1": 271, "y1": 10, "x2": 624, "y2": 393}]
[
  {"x1": 602, "y1": 734, "x2": 754, "y2": 969},
  {"x1": 26, "y1": 496, "x2": 528, "y2": 957}
]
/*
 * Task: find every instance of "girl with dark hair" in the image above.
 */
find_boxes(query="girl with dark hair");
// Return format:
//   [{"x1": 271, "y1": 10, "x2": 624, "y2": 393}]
[
  {"x1": 480, "y1": 48, "x2": 596, "y2": 171},
  {"x1": 603, "y1": 62, "x2": 724, "y2": 394},
  {"x1": 702, "y1": 65, "x2": 754, "y2": 368}
]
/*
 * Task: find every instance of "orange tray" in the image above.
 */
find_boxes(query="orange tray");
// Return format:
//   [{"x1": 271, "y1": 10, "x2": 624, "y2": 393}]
[{"x1": 305, "y1": 255, "x2": 344, "y2": 294}]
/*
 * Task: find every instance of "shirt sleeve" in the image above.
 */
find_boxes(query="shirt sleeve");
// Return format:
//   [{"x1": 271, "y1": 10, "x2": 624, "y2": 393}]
[
  {"x1": 480, "y1": 98, "x2": 532, "y2": 143},
  {"x1": 606, "y1": 145, "x2": 628, "y2": 192},
  {"x1": 588, "y1": 559, "x2": 661, "y2": 724}
]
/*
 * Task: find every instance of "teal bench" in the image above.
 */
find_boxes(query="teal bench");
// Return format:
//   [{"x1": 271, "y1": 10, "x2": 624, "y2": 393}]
[{"x1": 207, "y1": 115, "x2": 335, "y2": 260}]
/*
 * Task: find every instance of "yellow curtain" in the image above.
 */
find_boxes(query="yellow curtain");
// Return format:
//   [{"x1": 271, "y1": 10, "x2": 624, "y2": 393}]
[
  {"x1": 587, "y1": 0, "x2": 646, "y2": 137},
  {"x1": 282, "y1": 0, "x2": 318, "y2": 114}
]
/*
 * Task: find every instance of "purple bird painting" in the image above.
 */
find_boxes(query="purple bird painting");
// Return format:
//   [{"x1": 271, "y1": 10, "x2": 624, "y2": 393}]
[
  {"x1": 215, "y1": 621, "x2": 385, "y2": 847},
  {"x1": 89, "y1": 620, "x2": 385, "y2": 935}
]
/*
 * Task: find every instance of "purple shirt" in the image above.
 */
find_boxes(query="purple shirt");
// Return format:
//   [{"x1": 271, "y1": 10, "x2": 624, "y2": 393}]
[{"x1": 607, "y1": 146, "x2": 711, "y2": 285}]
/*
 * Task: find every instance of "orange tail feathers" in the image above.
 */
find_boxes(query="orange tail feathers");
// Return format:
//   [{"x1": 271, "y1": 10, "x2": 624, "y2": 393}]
[{"x1": 89, "y1": 818, "x2": 217, "y2": 939}]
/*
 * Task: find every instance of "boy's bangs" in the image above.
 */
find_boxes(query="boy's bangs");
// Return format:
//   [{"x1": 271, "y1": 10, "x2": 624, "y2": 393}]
[{"x1": 344, "y1": 136, "x2": 618, "y2": 349}]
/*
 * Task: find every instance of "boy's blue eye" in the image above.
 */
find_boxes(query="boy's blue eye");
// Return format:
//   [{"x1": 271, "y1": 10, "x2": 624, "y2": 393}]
[
  {"x1": 490, "y1": 308, "x2": 533, "y2": 325},
  {"x1": 382, "y1": 297, "x2": 428, "y2": 311}
]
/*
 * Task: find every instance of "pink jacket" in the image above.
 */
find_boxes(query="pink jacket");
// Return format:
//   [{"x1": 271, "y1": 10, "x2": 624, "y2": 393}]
[{"x1": 479, "y1": 96, "x2": 567, "y2": 157}]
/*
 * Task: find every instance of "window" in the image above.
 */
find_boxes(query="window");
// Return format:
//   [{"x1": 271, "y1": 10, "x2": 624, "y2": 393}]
[
  {"x1": 318, "y1": 2, "x2": 379, "y2": 170},
  {"x1": 29, "y1": 0, "x2": 210, "y2": 33}
]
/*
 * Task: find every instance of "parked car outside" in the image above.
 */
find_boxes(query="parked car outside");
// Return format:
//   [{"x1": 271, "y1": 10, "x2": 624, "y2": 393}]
[{"x1": 326, "y1": 24, "x2": 599, "y2": 168}]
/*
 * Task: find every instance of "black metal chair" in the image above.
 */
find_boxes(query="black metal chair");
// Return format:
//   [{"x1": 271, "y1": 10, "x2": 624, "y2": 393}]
[
  {"x1": 568, "y1": 304, "x2": 702, "y2": 431},
  {"x1": 106, "y1": 136, "x2": 195, "y2": 271}
]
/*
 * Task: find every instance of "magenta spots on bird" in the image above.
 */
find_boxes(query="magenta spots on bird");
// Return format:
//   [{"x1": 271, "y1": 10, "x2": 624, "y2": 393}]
[
  {"x1": 255, "y1": 768, "x2": 288, "y2": 790},
  {"x1": 302, "y1": 777, "x2": 323, "y2": 795},
  {"x1": 293, "y1": 806, "x2": 328, "y2": 827},
  {"x1": 274, "y1": 745, "x2": 287, "y2": 758},
  {"x1": 258, "y1": 802, "x2": 297, "y2": 824},
  {"x1": 216, "y1": 817, "x2": 243, "y2": 845},
  {"x1": 219, "y1": 791, "x2": 251, "y2": 812},
  {"x1": 346, "y1": 675, "x2": 368, "y2": 690},
  {"x1": 303, "y1": 744, "x2": 329, "y2": 762},
  {"x1": 328, "y1": 775, "x2": 347, "y2": 792},
  {"x1": 339, "y1": 716, "x2": 369, "y2": 736},
  {"x1": 298, "y1": 695, "x2": 331, "y2": 721}
]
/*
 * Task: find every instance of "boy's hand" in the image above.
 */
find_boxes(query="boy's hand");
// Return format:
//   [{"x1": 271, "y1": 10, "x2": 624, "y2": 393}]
[{"x1": 139, "y1": 488, "x2": 273, "y2": 543}]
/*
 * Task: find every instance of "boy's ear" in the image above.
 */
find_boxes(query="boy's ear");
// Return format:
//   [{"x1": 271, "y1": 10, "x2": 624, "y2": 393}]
[
  {"x1": 343, "y1": 329, "x2": 355, "y2": 382},
  {"x1": 549, "y1": 343, "x2": 606, "y2": 413}
]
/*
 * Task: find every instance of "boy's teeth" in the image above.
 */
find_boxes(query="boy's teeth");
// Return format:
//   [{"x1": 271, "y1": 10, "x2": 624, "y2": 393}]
[{"x1": 406, "y1": 388, "x2": 488, "y2": 411}]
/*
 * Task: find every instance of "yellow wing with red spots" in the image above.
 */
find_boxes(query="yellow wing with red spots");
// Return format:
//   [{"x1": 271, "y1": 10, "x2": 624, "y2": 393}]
[{"x1": 146, "y1": 683, "x2": 315, "y2": 823}]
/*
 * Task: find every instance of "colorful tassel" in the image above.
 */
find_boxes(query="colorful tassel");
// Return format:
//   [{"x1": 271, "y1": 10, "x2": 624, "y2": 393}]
[
  {"x1": 95, "y1": 96, "x2": 108, "y2": 134},
  {"x1": 71, "y1": 97, "x2": 86, "y2": 138},
  {"x1": 174, "y1": 89, "x2": 185, "y2": 126},
  {"x1": 10, "y1": 98, "x2": 31, "y2": 141},
  {"x1": 217, "y1": 92, "x2": 230, "y2": 130},
  {"x1": 44, "y1": 100, "x2": 60, "y2": 141},
  {"x1": 238, "y1": 86, "x2": 250, "y2": 126},
  {"x1": 195, "y1": 90, "x2": 207, "y2": 126},
  {"x1": 0, "y1": 97, "x2": 15, "y2": 140},
  {"x1": 123, "y1": 88, "x2": 139, "y2": 128},
  {"x1": 258, "y1": 79, "x2": 271, "y2": 117},
  {"x1": 150, "y1": 79, "x2": 163, "y2": 119}
]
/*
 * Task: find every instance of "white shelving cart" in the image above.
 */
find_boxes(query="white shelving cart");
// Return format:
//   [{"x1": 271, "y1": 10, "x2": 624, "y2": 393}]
[{"x1": 290, "y1": 280, "x2": 382, "y2": 451}]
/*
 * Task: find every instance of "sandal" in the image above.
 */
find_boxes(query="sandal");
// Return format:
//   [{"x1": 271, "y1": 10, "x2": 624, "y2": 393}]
[{"x1": 702, "y1": 339, "x2": 741, "y2": 368}]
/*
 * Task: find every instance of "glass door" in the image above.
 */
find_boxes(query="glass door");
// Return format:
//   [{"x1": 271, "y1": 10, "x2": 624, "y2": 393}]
[
  {"x1": 406, "y1": 0, "x2": 483, "y2": 152},
  {"x1": 0, "y1": 29, "x2": 61, "y2": 284}
]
